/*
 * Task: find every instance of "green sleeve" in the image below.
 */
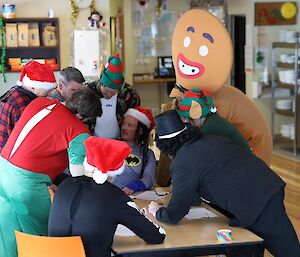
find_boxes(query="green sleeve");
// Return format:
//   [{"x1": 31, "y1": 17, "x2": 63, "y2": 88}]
[
  {"x1": 68, "y1": 133, "x2": 90, "y2": 165},
  {"x1": 202, "y1": 114, "x2": 250, "y2": 152}
]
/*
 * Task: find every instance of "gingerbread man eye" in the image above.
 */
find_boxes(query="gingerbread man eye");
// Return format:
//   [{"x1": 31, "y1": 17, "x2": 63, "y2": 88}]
[
  {"x1": 199, "y1": 45, "x2": 208, "y2": 56},
  {"x1": 183, "y1": 36, "x2": 191, "y2": 48}
]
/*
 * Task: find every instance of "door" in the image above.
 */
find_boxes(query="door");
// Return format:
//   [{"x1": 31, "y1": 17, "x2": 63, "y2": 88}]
[{"x1": 229, "y1": 15, "x2": 246, "y2": 93}]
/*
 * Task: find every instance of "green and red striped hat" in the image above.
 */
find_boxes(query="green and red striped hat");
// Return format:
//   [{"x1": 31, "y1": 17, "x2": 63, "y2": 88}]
[
  {"x1": 176, "y1": 88, "x2": 216, "y2": 119},
  {"x1": 100, "y1": 54, "x2": 124, "y2": 90}
]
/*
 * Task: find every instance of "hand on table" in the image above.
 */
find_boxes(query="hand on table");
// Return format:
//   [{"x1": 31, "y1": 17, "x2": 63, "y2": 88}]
[
  {"x1": 122, "y1": 187, "x2": 134, "y2": 195},
  {"x1": 148, "y1": 201, "x2": 162, "y2": 217}
]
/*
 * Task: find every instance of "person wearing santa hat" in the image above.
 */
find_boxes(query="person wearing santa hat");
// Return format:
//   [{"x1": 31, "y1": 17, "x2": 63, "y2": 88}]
[
  {"x1": 48, "y1": 136, "x2": 165, "y2": 257},
  {"x1": 112, "y1": 106, "x2": 156, "y2": 195},
  {"x1": 87, "y1": 54, "x2": 140, "y2": 138},
  {"x1": 0, "y1": 61, "x2": 57, "y2": 151},
  {"x1": 0, "y1": 87, "x2": 102, "y2": 257}
]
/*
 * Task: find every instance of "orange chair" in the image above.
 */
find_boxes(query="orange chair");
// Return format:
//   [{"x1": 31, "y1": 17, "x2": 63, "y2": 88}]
[{"x1": 15, "y1": 231, "x2": 86, "y2": 257}]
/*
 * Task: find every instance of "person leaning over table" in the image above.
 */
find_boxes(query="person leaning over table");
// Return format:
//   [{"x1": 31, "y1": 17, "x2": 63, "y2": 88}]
[
  {"x1": 87, "y1": 54, "x2": 140, "y2": 138},
  {"x1": 48, "y1": 137, "x2": 166, "y2": 257},
  {"x1": 112, "y1": 106, "x2": 156, "y2": 195},
  {"x1": 47, "y1": 66, "x2": 85, "y2": 102},
  {"x1": 146, "y1": 110, "x2": 300, "y2": 257},
  {"x1": 0, "y1": 61, "x2": 57, "y2": 152},
  {"x1": 0, "y1": 87, "x2": 102, "y2": 257}
]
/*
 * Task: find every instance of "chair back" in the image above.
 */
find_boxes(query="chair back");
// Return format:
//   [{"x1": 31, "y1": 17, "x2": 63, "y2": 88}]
[{"x1": 15, "y1": 231, "x2": 86, "y2": 257}]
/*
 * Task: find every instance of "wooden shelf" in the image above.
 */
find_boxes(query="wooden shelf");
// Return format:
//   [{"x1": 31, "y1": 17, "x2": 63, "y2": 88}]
[
  {"x1": 272, "y1": 42, "x2": 299, "y2": 48},
  {"x1": 274, "y1": 134, "x2": 294, "y2": 145},
  {"x1": 276, "y1": 62, "x2": 298, "y2": 69},
  {"x1": 3, "y1": 17, "x2": 60, "y2": 71},
  {"x1": 275, "y1": 109, "x2": 294, "y2": 117},
  {"x1": 276, "y1": 82, "x2": 295, "y2": 90}
]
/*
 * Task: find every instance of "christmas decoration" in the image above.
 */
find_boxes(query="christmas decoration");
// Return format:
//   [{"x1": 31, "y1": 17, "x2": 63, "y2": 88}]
[
  {"x1": 0, "y1": 16, "x2": 6, "y2": 83},
  {"x1": 69, "y1": 0, "x2": 79, "y2": 24}
]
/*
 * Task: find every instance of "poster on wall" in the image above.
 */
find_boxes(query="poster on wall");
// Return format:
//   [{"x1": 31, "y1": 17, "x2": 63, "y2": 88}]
[{"x1": 255, "y1": 2, "x2": 297, "y2": 26}]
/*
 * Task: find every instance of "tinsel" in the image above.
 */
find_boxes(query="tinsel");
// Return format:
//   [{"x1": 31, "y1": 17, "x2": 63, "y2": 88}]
[
  {"x1": 0, "y1": 16, "x2": 6, "y2": 83},
  {"x1": 69, "y1": 0, "x2": 96, "y2": 24}
]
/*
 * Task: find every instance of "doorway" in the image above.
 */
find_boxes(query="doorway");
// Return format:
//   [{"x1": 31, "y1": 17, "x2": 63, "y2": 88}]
[{"x1": 229, "y1": 15, "x2": 246, "y2": 94}]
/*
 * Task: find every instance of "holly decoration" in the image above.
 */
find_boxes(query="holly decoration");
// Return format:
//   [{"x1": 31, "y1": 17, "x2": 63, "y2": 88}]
[{"x1": 0, "y1": 16, "x2": 6, "y2": 83}]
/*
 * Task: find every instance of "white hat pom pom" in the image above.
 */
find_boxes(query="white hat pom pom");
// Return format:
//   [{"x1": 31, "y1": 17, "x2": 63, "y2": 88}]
[{"x1": 93, "y1": 170, "x2": 108, "y2": 184}]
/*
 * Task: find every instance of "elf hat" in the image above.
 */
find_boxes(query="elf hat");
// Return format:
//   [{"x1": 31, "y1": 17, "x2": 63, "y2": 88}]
[
  {"x1": 17, "y1": 61, "x2": 56, "y2": 90},
  {"x1": 84, "y1": 136, "x2": 131, "y2": 184},
  {"x1": 155, "y1": 110, "x2": 187, "y2": 139},
  {"x1": 100, "y1": 54, "x2": 124, "y2": 91},
  {"x1": 176, "y1": 88, "x2": 217, "y2": 120},
  {"x1": 125, "y1": 106, "x2": 155, "y2": 130}
]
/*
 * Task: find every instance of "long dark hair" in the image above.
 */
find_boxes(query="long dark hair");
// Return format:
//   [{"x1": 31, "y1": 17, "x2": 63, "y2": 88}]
[
  {"x1": 136, "y1": 122, "x2": 151, "y2": 178},
  {"x1": 155, "y1": 124, "x2": 203, "y2": 158}
]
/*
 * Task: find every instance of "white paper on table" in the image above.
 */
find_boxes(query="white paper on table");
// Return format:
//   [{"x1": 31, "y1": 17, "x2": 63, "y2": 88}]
[
  {"x1": 115, "y1": 224, "x2": 136, "y2": 237},
  {"x1": 133, "y1": 190, "x2": 169, "y2": 201},
  {"x1": 185, "y1": 207, "x2": 218, "y2": 220}
]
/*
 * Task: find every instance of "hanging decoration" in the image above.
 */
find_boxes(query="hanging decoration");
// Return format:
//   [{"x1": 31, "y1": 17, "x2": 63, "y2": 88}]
[
  {"x1": 69, "y1": 0, "x2": 79, "y2": 24},
  {"x1": 89, "y1": 0, "x2": 96, "y2": 13},
  {"x1": 156, "y1": 0, "x2": 162, "y2": 17},
  {"x1": 0, "y1": 16, "x2": 6, "y2": 83}
]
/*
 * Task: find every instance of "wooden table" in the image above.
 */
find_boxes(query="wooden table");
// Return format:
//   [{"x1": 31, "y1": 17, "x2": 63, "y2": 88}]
[{"x1": 112, "y1": 198, "x2": 264, "y2": 257}]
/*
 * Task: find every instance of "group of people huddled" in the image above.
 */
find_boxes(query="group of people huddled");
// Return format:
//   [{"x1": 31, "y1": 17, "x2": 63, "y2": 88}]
[
  {"x1": 0, "y1": 54, "x2": 165, "y2": 257},
  {"x1": 1, "y1": 8, "x2": 300, "y2": 257}
]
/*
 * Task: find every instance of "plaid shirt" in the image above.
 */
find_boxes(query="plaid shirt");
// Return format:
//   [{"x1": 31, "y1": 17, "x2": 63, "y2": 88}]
[{"x1": 0, "y1": 86, "x2": 37, "y2": 152}]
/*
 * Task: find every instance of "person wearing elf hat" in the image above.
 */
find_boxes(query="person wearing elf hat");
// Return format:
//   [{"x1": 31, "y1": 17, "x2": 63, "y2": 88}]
[
  {"x1": 87, "y1": 54, "x2": 140, "y2": 138},
  {"x1": 112, "y1": 106, "x2": 156, "y2": 195},
  {"x1": 0, "y1": 61, "x2": 57, "y2": 151},
  {"x1": 48, "y1": 137, "x2": 165, "y2": 257},
  {"x1": 146, "y1": 110, "x2": 300, "y2": 257},
  {"x1": 176, "y1": 88, "x2": 250, "y2": 151},
  {"x1": 0, "y1": 87, "x2": 102, "y2": 257}
]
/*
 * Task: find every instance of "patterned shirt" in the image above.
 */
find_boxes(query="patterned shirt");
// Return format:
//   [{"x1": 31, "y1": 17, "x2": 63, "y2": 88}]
[
  {"x1": 47, "y1": 88, "x2": 65, "y2": 102},
  {"x1": 0, "y1": 86, "x2": 37, "y2": 152},
  {"x1": 87, "y1": 81, "x2": 140, "y2": 133}
]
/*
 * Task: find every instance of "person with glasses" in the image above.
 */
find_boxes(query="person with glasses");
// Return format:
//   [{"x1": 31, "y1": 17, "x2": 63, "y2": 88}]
[
  {"x1": 48, "y1": 66, "x2": 85, "y2": 102},
  {"x1": 0, "y1": 87, "x2": 102, "y2": 257},
  {"x1": 87, "y1": 54, "x2": 140, "y2": 139}
]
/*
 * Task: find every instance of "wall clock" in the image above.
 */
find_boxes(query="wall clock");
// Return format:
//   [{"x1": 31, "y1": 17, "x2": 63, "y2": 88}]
[{"x1": 75, "y1": 0, "x2": 92, "y2": 9}]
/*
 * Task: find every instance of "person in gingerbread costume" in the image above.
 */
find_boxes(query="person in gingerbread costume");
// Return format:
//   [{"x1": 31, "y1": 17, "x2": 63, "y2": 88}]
[
  {"x1": 49, "y1": 137, "x2": 165, "y2": 257},
  {"x1": 0, "y1": 87, "x2": 102, "y2": 257},
  {"x1": 170, "y1": 9, "x2": 272, "y2": 164}
]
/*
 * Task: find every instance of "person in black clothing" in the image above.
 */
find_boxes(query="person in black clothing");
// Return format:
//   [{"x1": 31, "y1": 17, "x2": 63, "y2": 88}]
[
  {"x1": 146, "y1": 110, "x2": 300, "y2": 257},
  {"x1": 48, "y1": 137, "x2": 165, "y2": 257}
]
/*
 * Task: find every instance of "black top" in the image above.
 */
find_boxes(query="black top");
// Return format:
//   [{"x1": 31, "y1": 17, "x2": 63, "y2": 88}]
[
  {"x1": 156, "y1": 135, "x2": 285, "y2": 227},
  {"x1": 49, "y1": 176, "x2": 165, "y2": 257}
]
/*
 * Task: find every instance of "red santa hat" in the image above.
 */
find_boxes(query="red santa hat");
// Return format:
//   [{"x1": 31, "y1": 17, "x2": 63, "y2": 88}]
[
  {"x1": 84, "y1": 136, "x2": 131, "y2": 184},
  {"x1": 124, "y1": 106, "x2": 155, "y2": 130},
  {"x1": 17, "y1": 61, "x2": 56, "y2": 90}
]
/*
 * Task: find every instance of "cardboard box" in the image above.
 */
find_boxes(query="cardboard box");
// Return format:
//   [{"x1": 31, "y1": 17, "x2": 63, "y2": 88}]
[
  {"x1": 42, "y1": 24, "x2": 57, "y2": 46},
  {"x1": 18, "y1": 23, "x2": 29, "y2": 47},
  {"x1": 6, "y1": 23, "x2": 18, "y2": 47},
  {"x1": 28, "y1": 23, "x2": 40, "y2": 46}
]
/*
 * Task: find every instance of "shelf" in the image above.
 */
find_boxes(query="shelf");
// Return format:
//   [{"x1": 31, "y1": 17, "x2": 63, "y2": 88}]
[
  {"x1": 276, "y1": 62, "x2": 299, "y2": 69},
  {"x1": 275, "y1": 109, "x2": 294, "y2": 117},
  {"x1": 274, "y1": 134, "x2": 294, "y2": 145},
  {"x1": 272, "y1": 42, "x2": 299, "y2": 48},
  {"x1": 276, "y1": 82, "x2": 296, "y2": 90},
  {"x1": 3, "y1": 46, "x2": 58, "y2": 50}
]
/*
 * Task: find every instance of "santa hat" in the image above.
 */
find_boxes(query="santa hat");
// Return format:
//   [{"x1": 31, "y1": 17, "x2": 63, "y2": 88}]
[
  {"x1": 124, "y1": 106, "x2": 155, "y2": 130},
  {"x1": 17, "y1": 61, "x2": 56, "y2": 90},
  {"x1": 176, "y1": 88, "x2": 217, "y2": 119},
  {"x1": 100, "y1": 54, "x2": 124, "y2": 91},
  {"x1": 84, "y1": 136, "x2": 131, "y2": 184}
]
